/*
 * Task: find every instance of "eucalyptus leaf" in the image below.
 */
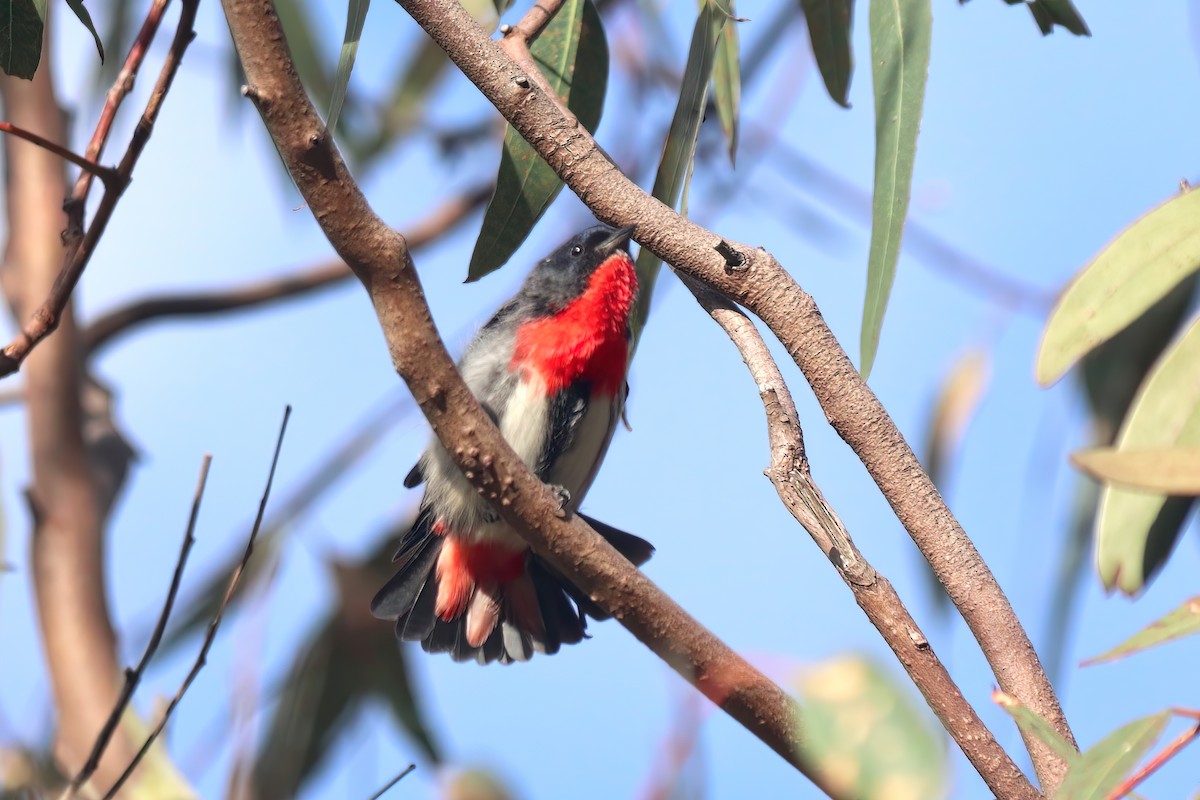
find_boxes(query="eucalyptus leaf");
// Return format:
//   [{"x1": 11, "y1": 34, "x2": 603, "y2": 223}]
[
  {"x1": 1056, "y1": 712, "x2": 1170, "y2": 800},
  {"x1": 711, "y1": 4, "x2": 741, "y2": 163},
  {"x1": 1083, "y1": 595, "x2": 1200, "y2": 666},
  {"x1": 0, "y1": 0, "x2": 47, "y2": 80},
  {"x1": 65, "y1": 0, "x2": 104, "y2": 62},
  {"x1": 800, "y1": 0, "x2": 854, "y2": 107},
  {"x1": 467, "y1": 0, "x2": 608, "y2": 281},
  {"x1": 860, "y1": 0, "x2": 931, "y2": 379},
  {"x1": 328, "y1": 0, "x2": 371, "y2": 138}
]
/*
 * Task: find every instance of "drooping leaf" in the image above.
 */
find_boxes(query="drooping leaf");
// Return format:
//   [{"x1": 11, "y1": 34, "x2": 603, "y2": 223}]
[
  {"x1": 800, "y1": 0, "x2": 854, "y2": 107},
  {"x1": 1097, "y1": 315, "x2": 1200, "y2": 594},
  {"x1": 711, "y1": 3, "x2": 741, "y2": 163},
  {"x1": 94, "y1": 0, "x2": 132, "y2": 87},
  {"x1": 629, "y1": 0, "x2": 729, "y2": 345},
  {"x1": 1083, "y1": 595, "x2": 1200, "y2": 666},
  {"x1": 0, "y1": 0, "x2": 46, "y2": 79},
  {"x1": 1037, "y1": 187, "x2": 1200, "y2": 387},
  {"x1": 797, "y1": 657, "x2": 947, "y2": 800},
  {"x1": 328, "y1": 0, "x2": 371, "y2": 138},
  {"x1": 65, "y1": 0, "x2": 104, "y2": 62},
  {"x1": 860, "y1": 0, "x2": 931, "y2": 379},
  {"x1": 1073, "y1": 447, "x2": 1200, "y2": 494},
  {"x1": 995, "y1": 0, "x2": 1089, "y2": 36},
  {"x1": 993, "y1": 690, "x2": 1080, "y2": 765},
  {"x1": 116, "y1": 708, "x2": 198, "y2": 798},
  {"x1": 467, "y1": 0, "x2": 608, "y2": 281},
  {"x1": 1056, "y1": 712, "x2": 1170, "y2": 800}
]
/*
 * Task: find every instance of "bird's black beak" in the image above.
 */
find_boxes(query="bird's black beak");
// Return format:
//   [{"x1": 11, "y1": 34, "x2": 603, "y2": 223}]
[{"x1": 600, "y1": 225, "x2": 637, "y2": 255}]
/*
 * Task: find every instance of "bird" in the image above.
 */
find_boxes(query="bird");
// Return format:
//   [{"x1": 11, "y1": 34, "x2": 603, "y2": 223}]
[{"x1": 371, "y1": 224, "x2": 655, "y2": 664}]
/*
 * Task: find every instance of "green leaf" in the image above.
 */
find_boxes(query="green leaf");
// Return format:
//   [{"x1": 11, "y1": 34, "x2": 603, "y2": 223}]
[
  {"x1": 1000, "y1": 0, "x2": 1090, "y2": 36},
  {"x1": 276, "y1": 1, "x2": 334, "y2": 113},
  {"x1": 860, "y1": 0, "x2": 931, "y2": 379},
  {"x1": 711, "y1": 4, "x2": 741, "y2": 164},
  {"x1": 1038, "y1": 188, "x2": 1200, "y2": 387},
  {"x1": 328, "y1": 0, "x2": 371, "y2": 138},
  {"x1": 467, "y1": 0, "x2": 608, "y2": 282},
  {"x1": 800, "y1": 0, "x2": 854, "y2": 107},
  {"x1": 65, "y1": 0, "x2": 104, "y2": 62},
  {"x1": 797, "y1": 657, "x2": 947, "y2": 800},
  {"x1": 0, "y1": 0, "x2": 46, "y2": 79},
  {"x1": 630, "y1": 0, "x2": 729, "y2": 345},
  {"x1": 1083, "y1": 595, "x2": 1200, "y2": 666},
  {"x1": 993, "y1": 690, "x2": 1081, "y2": 766},
  {"x1": 1097, "y1": 315, "x2": 1200, "y2": 594},
  {"x1": 1073, "y1": 447, "x2": 1200, "y2": 494},
  {"x1": 1056, "y1": 712, "x2": 1170, "y2": 800}
]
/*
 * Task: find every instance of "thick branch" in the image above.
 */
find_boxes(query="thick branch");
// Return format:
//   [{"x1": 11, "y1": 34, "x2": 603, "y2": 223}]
[
  {"x1": 0, "y1": 43, "x2": 134, "y2": 794},
  {"x1": 680, "y1": 274, "x2": 1037, "y2": 798},
  {"x1": 221, "y1": 0, "x2": 842, "y2": 792},
  {"x1": 82, "y1": 185, "x2": 490, "y2": 356},
  {"x1": 389, "y1": 0, "x2": 1076, "y2": 788}
]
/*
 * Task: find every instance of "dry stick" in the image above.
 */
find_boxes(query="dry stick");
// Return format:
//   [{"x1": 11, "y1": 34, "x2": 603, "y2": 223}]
[
  {"x1": 0, "y1": 0, "x2": 198, "y2": 378},
  {"x1": 101, "y1": 406, "x2": 293, "y2": 800},
  {"x1": 679, "y1": 274, "x2": 1037, "y2": 799},
  {"x1": 82, "y1": 184, "x2": 492, "y2": 355},
  {"x1": 221, "y1": 1, "x2": 843, "y2": 794},
  {"x1": 61, "y1": 457, "x2": 212, "y2": 800},
  {"x1": 1104, "y1": 708, "x2": 1200, "y2": 800},
  {"x1": 365, "y1": 764, "x2": 417, "y2": 800},
  {"x1": 388, "y1": 0, "x2": 1076, "y2": 788}
]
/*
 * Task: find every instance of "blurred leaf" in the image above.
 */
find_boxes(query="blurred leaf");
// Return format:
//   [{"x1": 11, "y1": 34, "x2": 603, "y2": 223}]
[
  {"x1": 1082, "y1": 595, "x2": 1200, "y2": 666},
  {"x1": 997, "y1": 0, "x2": 1090, "y2": 36},
  {"x1": 860, "y1": 0, "x2": 931, "y2": 379},
  {"x1": 1038, "y1": 187, "x2": 1200, "y2": 387},
  {"x1": 1056, "y1": 712, "x2": 1170, "y2": 800},
  {"x1": 1074, "y1": 447, "x2": 1200, "y2": 494},
  {"x1": 65, "y1": 0, "x2": 104, "y2": 62},
  {"x1": 94, "y1": 0, "x2": 132, "y2": 88},
  {"x1": 993, "y1": 690, "x2": 1080, "y2": 765},
  {"x1": 491, "y1": 0, "x2": 516, "y2": 16},
  {"x1": 276, "y1": 1, "x2": 334, "y2": 112},
  {"x1": 798, "y1": 657, "x2": 947, "y2": 800},
  {"x1": 630, "y1": 0, "x2": 730, "y2": 345},
  {"x1": 918, "y1": 347, "x2": 990, "y2": 613},
  {"x1": 1097, "y1": 315, "x2": 1200, "y2": 594},
  {"x1": 328, "y1": 0, "x2": 371, "y2": 139},
  {"x1": 467, "y1": 0, "x2": 608, "y2": 281},
  {"x1": 800, "y1": 0, "x2": 854, "y2": 107},
  {"x1": 922, "y1": 347, "x2": 990, "y2": 490},
  {"x1": 118, "y1": 707, "x2": 198, "y2": 798},
  {"x1": 0, "y1": 0, "x2": 46, "y2": 79},
  {"x1": 351, "y1": 38, "x2": 449, "y2": 166},
  {"x1": 711, "y1": 3, "x2": 741, "y2": 163},
  {"x1": 444, "y1": 769, "x2": 515, "y2": 800}
]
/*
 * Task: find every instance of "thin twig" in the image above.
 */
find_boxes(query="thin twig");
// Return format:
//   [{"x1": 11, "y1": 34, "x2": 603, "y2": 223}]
[
  {"x1": 82, "y1": 184, "x2": 491, "y2": 355},
  {"x1": 678, "y1": 273, "x2": 1038, "y2": 799},
  {"x1": 0, "y1": 0, "x2": 199, "y2": 379},
  {"x1": 60, "y1": 456, "x2": 212, "y2": 800},
  {"x1": 101, "y1": 406, "x2": 292, "y2": 800},
  {"x1": 386, "y1": 0, "x2": 1077, "y2": 787},
  {"x1": 0, "y1": 122, "x2": 118, "y2": 184},
  {"x1": 365, "y1": 764, "x2": 416, "y2": 800},
  {"x1": 1104, "y1": 708, "x2": 1200, "y2": 800}
]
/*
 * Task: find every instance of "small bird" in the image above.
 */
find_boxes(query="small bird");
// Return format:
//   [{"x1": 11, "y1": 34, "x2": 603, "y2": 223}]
[{"x1": 372, "y1": 224, "x2": 654, "y2": 664}]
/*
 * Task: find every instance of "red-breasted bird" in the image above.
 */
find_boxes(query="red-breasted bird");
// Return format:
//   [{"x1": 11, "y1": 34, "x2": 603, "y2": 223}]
[{"x1": 371, "y1": 225, "x2": 654, "y2": 664}]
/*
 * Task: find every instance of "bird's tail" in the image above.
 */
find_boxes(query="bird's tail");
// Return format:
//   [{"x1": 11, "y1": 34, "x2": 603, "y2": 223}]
[{"x1": 370, "y1": 510, "x2": 654, "y2": 664}]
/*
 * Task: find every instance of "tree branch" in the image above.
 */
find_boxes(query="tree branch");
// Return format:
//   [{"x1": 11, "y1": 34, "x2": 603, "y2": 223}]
[
  {"x1": 82, "y1": 184, "x2": 491, "y2": 356},
  {"x1": 0, "y1": 0, "x2": 199, "y2": 379},
  {"x1": 679, "y1": 273, "x2": 1038, "y2": 798},
  {"x1": 0, "y1": 122, "x2": 117, "y2": 184},
  {"x1": 221, "y1": 0, "x2": 843, "y2": 793},
  {"x1": 386, "y1": 0, "x2": 1076, "y2": 788}
]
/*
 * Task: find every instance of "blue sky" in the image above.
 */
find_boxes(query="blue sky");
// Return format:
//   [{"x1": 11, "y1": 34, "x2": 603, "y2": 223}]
[{"x1": 2, "y1": 1, "x2": 1199, "y2": 798}]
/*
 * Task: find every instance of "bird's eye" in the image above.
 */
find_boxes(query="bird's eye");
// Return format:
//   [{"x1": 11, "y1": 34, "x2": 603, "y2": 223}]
[{"x1": 571, "y1": 245, "x2": 583, "y2": 256}]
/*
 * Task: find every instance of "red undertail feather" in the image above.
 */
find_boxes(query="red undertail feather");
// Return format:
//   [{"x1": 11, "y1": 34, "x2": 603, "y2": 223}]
[
  {"x1": 512, "y1": 252, "x2": 637, "y2": 395},
  {"x1": 434, "y1": 533, "x2": 527, "y2": 645}
]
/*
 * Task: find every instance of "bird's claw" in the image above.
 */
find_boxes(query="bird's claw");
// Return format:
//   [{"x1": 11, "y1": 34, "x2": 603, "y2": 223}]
[{"x1": 550, "y1": 484, "x2": 571, "y2": 509}]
